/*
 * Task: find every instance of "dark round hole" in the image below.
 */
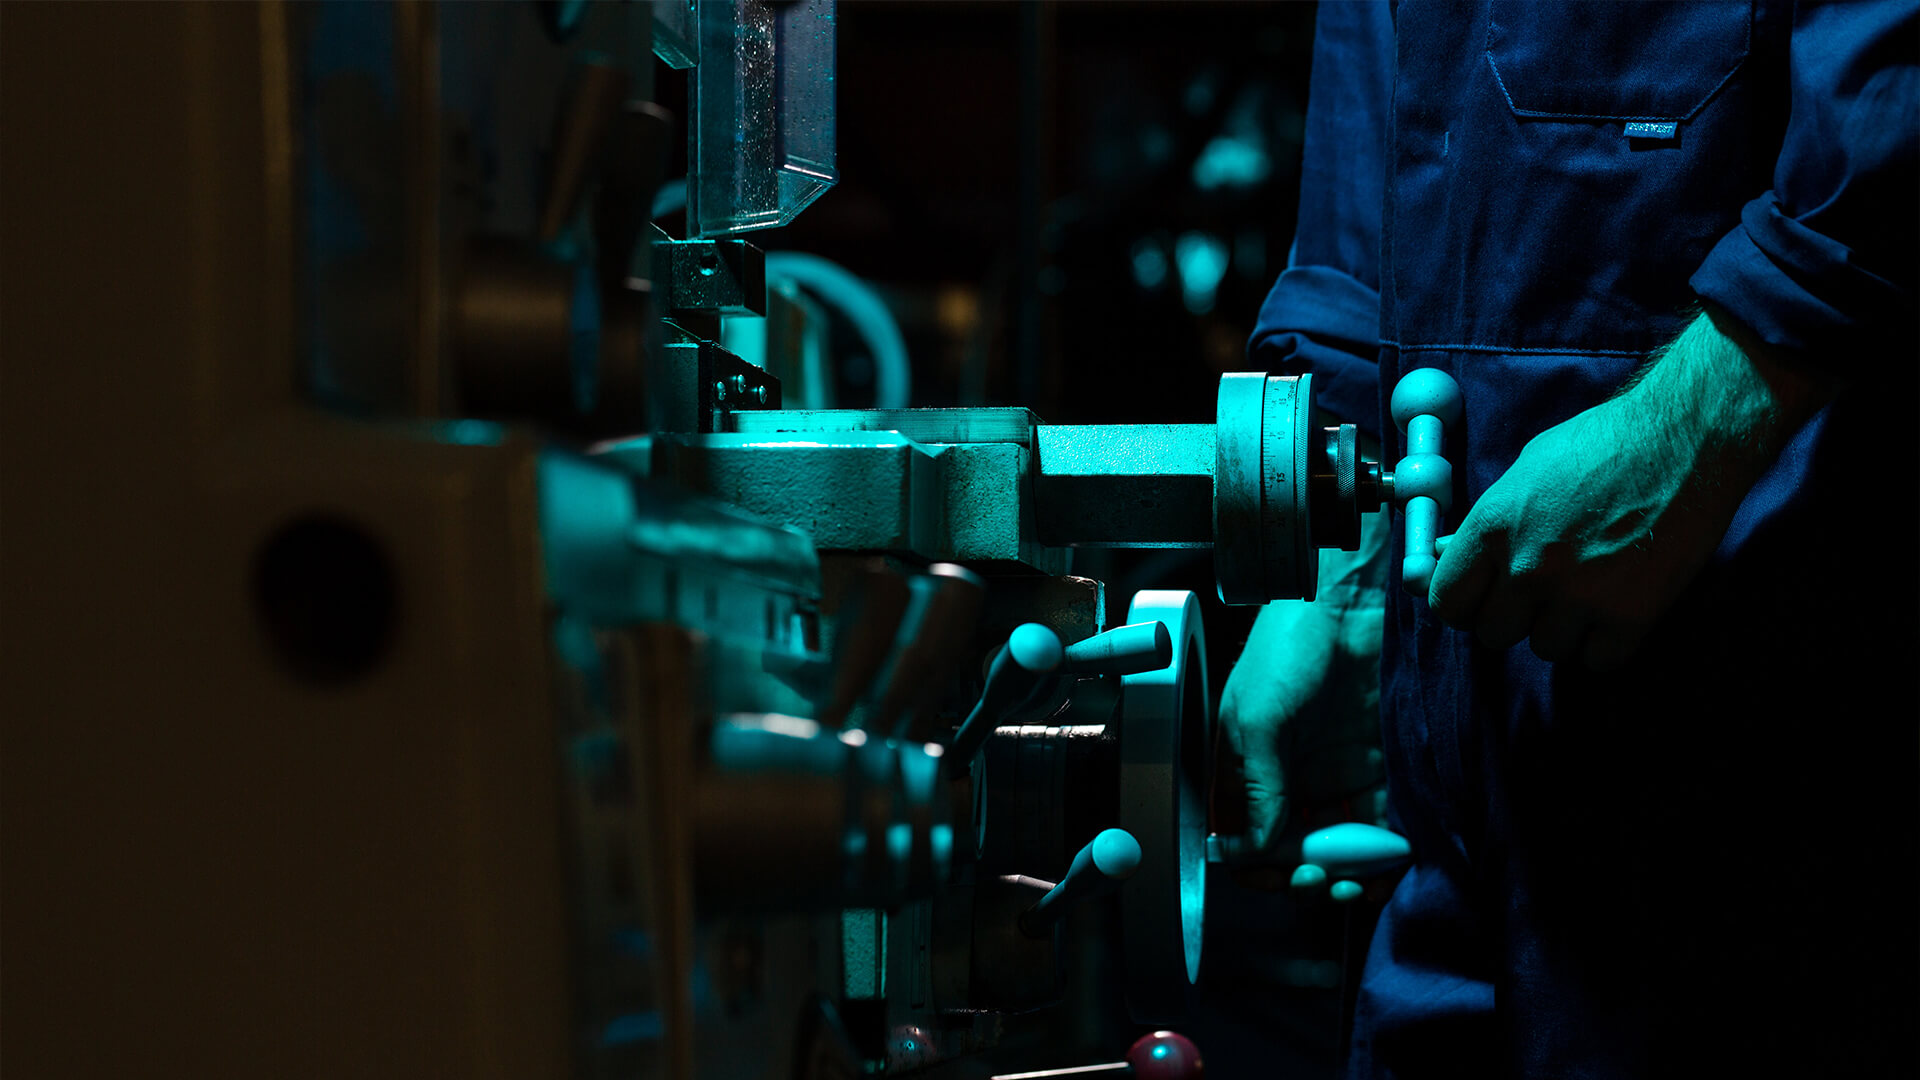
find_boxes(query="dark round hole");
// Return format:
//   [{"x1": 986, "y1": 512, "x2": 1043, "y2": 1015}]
[{"x1": 252, "y1": 515, "x2": 399, "y2": 685}]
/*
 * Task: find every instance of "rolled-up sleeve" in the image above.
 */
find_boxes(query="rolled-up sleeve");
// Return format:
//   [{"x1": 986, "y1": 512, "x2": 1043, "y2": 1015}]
[
  {"x1": 1248, "y1": 0, "x2": 1394, "y2": 439},
  {"x1": 1691, "y1": 0, "x2": 1920, "y2": 372}
]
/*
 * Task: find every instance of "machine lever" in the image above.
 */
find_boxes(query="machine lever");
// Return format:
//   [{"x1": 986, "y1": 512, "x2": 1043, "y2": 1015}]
[
  {"x1": 1390, "y1": 368, "x2": 1464, "y2": 597},
  {"x1": 991, "y1": 1031, "x2": 1203, "y2": 1080},
  {"x1": 945, "y1": 621, "x2": 1167, "y2": 775},
  {"x1": 1017, "y1": 828, "x2": 1143, "y2": 938},
  {"x1": 1298, "y1": 821, "x2": 1412, "y2": 880},
  {"x1": 944, "y1": 623, "x2": 1063, "y2": 777},
  {"x1": 1059, "y1": 621, "x2": 1172, "y2": 677},
  {"x1": 537, "y1": 62, "x2": 630, "y2": 244},
  {"x1": 1208, "y1": 822, "x2": 1412, "y2": 902},
  {"x1": 593, "y1": 101, "x2": 675, "y2": 293},
  {"x1": 874, "y1": 564, "x2": 986, "y2": 741},
  {"x1": 817, "y1": 565, "x2": 912, "y2": 729}
]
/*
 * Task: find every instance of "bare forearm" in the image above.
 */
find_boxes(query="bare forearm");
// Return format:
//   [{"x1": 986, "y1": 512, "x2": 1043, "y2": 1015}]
[
  {"x1": 1624, "y1": 306, "x2": 1842, "y2": 491},
  {"x1": 1428, "y1": 305, "x2": 1844, "y2": 668}
]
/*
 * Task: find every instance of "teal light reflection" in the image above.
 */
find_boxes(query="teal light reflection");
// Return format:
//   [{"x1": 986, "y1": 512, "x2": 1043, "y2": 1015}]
[
  {"x1": 1175, "y1": 231, "x2": 1229, "y2": 315},
  {"x1": 432, "y1": 419, "x2": 505, "y2": 446},
  {"x1": 1191, "y1": 134, "x2": 1272, "y2": 192},
  {"x1": 1131, "y1": 237, "x2": 1169, "y2": 291},
  {"x1": 600, "y1": 1011, "x2": 663, "y2": 1047}
]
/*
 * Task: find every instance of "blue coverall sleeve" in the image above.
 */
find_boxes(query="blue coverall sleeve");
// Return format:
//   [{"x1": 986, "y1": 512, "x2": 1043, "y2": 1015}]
[
  {"x1": 1247, "y1": 0, "x2": 1394, "y2": 439},
  {"x1": 1690, "y1": 0, "x2": 1920, "y2": 369}
]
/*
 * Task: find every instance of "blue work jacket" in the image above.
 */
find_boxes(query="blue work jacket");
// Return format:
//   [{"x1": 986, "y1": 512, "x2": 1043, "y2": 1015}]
[{"x1": 1249, "y1": 3, "x2": 1917, "y2": 1075}]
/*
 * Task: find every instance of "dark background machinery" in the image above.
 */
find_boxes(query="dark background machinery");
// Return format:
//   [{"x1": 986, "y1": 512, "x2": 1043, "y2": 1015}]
[{"x1": 0, "y1": 3, "x2": 1397, "y2": 1080}]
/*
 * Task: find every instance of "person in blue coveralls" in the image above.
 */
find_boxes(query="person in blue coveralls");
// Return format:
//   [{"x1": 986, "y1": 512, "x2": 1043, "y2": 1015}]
[{"x1": 1220, "y1": 2, "x2": 1918, "y2": 1075}]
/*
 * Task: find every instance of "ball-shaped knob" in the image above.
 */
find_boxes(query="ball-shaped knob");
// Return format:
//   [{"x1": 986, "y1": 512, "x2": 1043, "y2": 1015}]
[
  {"x1": 1018, "y1": 828, "x2": 1145, "y2": 938},
  {"x1": 1392, "y1": 452, "x2": 1453, "y2": 512},
  {"x1": 1007, "y1": 622, "x2": 1064, "y2": 672},
  {"x1": 1126, "y1": 1031, "x2": 1203, "y2": 1080},
  {"x1": 1090, "y1": 827, "x2": 1144, "y2": 879},
  {"x1": 1390, "y1": 368, "x2": 1463, "y2": 434}
]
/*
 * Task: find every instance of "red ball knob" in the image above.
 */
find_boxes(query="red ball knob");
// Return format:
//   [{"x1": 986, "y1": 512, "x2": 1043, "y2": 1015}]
[{"x1": 1125, "y1": 1031, "x2": 1203, "y2": 1080}]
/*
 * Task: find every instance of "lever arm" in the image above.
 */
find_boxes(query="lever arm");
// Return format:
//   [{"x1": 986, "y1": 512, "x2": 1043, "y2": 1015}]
[
  {"x1": 1018, "y1": 828, "x2": 1143, "y2": 938},
  {"x1": 1059, "y1": 620, "x2": 1172, "y2": 676},
  {"x1": 1390, "y1": 368, "x2": 1463, "y2": 596},
  {"x1": 944, "y1": 623, "x2": 1063, "y2": 776}
]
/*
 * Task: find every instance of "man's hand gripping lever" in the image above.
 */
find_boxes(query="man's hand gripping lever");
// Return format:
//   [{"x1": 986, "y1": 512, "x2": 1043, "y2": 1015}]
[
  {"x1": 1421, "y1": 308, "x2": 1834, "y2": 669},
  {"x1": 1209, "y1": 370, "x2": 1449, "y2": 898},
  {"x1": 1215, "y1": 500, "x2": 1405, "y2": 898}
]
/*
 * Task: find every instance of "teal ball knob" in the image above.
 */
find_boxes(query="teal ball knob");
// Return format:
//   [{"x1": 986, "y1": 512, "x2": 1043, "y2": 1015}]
[
  {"x1": 1390, "y1": 368, "x2": 1463, "y2": 434},
  {"x1": 1007, "y1": 622, "x2": 1064, "y2": 672},
  {"x1": 1393, "y1": 452, "x2": 1453, "y2": 511}
]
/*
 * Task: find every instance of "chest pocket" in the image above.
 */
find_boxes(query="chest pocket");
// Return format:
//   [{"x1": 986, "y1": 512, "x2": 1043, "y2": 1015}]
[{"x1": 1485, "y1": 0, "x2": 1754, "y2": 122}]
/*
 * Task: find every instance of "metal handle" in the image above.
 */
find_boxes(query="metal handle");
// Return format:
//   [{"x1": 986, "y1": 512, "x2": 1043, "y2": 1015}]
[
  {"x1": 1018, "y1": 828, "x2": 1143, "y2": 938},
  {"x1": 944, "y1": 623, "x2": 1063, "y2": 776},
  {"x1": 989, "y1": 1031, "x2": 1203, "y2": 1080},
  {"x1": 1060, "y1": 620, "x2": 1172, "y2": 676},
  {"x1": 1389, "y1": 369, "x2": 1463, "y2": 597}
]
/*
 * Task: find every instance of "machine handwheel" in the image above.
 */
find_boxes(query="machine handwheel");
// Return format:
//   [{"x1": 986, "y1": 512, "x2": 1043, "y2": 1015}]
[{"x1": 1116, "y1": 590, "x2": 1210, "y2": 1023}]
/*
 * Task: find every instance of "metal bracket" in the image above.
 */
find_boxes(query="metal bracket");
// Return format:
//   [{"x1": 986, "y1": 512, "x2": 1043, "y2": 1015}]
[
  {"x1": 655, "y1": 339, "x2": 783, "y2": 433},
  {"x1": 658, "y1": 237, "x2": 768, "y2": 318}
]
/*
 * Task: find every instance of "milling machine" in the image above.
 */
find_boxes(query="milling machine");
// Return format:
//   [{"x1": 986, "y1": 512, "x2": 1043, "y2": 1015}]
[{"x1": 0, "y1": 3, "x2": 1448, "y2": 1078}]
